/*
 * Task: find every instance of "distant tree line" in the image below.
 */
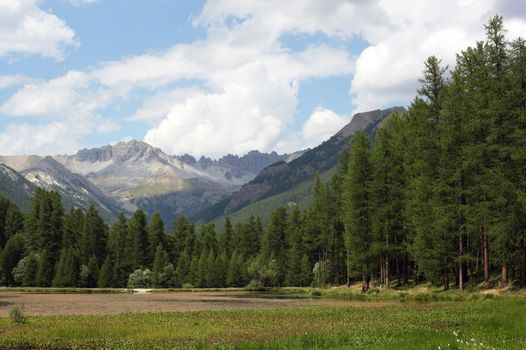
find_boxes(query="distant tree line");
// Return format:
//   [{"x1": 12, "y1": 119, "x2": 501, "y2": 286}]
[{"x1": 0, "y1": 16, "x2": 525, "y2": 291}]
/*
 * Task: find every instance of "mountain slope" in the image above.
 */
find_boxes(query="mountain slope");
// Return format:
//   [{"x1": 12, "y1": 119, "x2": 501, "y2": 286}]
[
  {"x1": 201, "y1": 107, "x2": 405, "y2": 221},
  {"x1": 0, "y1": 164, "x2": 36, "y2": 212},
  {"x1": 54, "y1": 140, "x2": 290, "y2": 224},
  {"x1": 20, "y1": 157, "x2": 124, "y2": 221}
]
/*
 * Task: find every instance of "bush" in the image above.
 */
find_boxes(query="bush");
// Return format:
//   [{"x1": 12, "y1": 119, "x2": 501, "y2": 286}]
[
  {"x1": 182, "y1": 282, "x2": 194, "y2": 289},
  {"x1": 245, "y1": 279, "x2": 265, "y2": 291},
  {"x1": 127, "y1": 269, "x2": 152, "y2": 288},
  {"x1": 9, "y1": 304, "x2": 27, "y2": 324},
  {"x1": 311, "y1": 290, "x2": 322, "y2": 298},
  {"x1": 247, "y1": 256, "x2": 278, "y2": 287}
]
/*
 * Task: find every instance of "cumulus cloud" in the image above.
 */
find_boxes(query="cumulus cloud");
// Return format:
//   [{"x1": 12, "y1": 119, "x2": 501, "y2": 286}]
[
  {"x1": 0, "y1": 122, "x2": 80, "y2": 156},
  {"x1": 0, "y1": 74, "x2": 35, "y2": 89},
  {"x1": 349, "y1": 0, "x2": 498, "y2": 113},
  {"x1": 0, "y1": 0, "x2": 77, "y2": 59},
  {"x1": 68, "y1": 0, "x2": 98, "y2": 6},
  {"x1": 302, "y1": 108, "x2": 349, "y2": 147},
  {"x1": 2, "y1": 0, "x2": 526, "y2": 157},
  {"x1": 275, "y1": 107, "x2": 349, "y2": 153}
]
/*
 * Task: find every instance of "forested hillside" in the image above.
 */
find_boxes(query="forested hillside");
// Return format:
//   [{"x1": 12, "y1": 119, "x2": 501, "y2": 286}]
[{"x1": 0, "y1": 16, "x2": 524, "y2": 290}]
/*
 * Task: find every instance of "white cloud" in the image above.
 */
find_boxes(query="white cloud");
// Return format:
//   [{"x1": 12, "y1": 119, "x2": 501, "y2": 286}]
[
  {"x1": 0, "y1": 0, "x2": 78, "y2": 59},
  {"x1": 1, "y1": 0, "x2": 525, "y2": 157},
  {"x1": 275, "y1": 107, "x2": 349, "y2": 153},
  {"x1": 349, "y1": 0, "x2": 498, "y2": 113},
  {"x1": 128, "y1": 87, "x2": 204, "y2": 124},
  {"x1": 0, "y1": 74, "x2": 35, "y2": 89},
  {"x1": 302, "y1": 108, "x2": 349, "y2": 147},
  {"x1": 68, "y1": 0, "x2": 98, "y2": 6},
  {"x1": 0, "y1": 122, "x2": 80, "y2": 156}
]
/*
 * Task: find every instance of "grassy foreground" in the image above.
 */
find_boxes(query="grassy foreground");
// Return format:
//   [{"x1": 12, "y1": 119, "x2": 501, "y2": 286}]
[{"x1": 0, "y1": 296, "x2": 525, "y2": 349}]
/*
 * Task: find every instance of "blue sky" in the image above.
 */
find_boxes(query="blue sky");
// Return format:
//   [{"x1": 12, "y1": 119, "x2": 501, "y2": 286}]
[{"x1": 0, "y1": 0, "x2": 524, "y2": 157}]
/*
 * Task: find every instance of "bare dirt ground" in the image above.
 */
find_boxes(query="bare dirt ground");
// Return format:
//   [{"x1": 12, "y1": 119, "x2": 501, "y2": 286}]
[{"x1": 0, "y1": 291, "x2": 392, "y2": 316}]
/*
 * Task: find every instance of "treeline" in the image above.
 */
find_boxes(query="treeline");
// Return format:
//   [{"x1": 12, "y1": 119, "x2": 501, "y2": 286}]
[{"x1": 0, "y1": 16, "x2": 525, "y2": 291}]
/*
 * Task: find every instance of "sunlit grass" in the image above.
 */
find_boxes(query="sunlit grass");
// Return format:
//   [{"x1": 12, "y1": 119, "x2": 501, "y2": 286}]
[{"x1": 0, "y1": 297, "x2": 525, "y2": 349}]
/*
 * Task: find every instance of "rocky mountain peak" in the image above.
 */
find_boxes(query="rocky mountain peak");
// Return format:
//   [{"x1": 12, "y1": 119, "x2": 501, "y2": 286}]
[{"x1": 72, "y1": 140, "x2": 167, "y2": 164}]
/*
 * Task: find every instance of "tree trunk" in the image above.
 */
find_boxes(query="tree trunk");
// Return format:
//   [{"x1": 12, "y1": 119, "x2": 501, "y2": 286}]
[
  {"x1": 459, "y1": 235, "x2": 464, "y2": 292},
  {"x1": 396, "y1": 256, "x2": 401, "y2": 287},
  {"x1": 521, "y1": 254, "x2": 526, "y2": 288},
  {"x1": 482, "y1": 224, "x2": 489, "y2": 284},
  {"x1": 346, "y1": 249, "x2": 350, "y2": 287},
  {"x1": 403, "y1": 253, "x2": 408, "y2": 286},
  {"x1": 443, "y1": 258, "x2": 449, "y2": 291},
  {"x1": 385, "y1": 256, "x2": 389, "y2": 288},
  {"x1": 380, "y1": 258, "x2": 384, "y2": 287},
  {"x1": 500, "y1": 264, "x2": 508, "y2": 288},
  {"x1": 413, "y1": 261, "x2": 418, "y2": 285}
]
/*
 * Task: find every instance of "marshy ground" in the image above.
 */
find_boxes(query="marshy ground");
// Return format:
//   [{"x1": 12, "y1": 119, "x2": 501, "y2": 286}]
[{"x1": 0, "y1": 288, "x2": 525, "y2": 349}]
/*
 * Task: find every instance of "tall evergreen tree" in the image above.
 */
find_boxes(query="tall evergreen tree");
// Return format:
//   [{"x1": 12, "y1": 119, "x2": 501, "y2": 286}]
[
  {"x1": 151, "y1": 244, "x2": 169, "y2": 288},
  {"x1": 125, "y1": 209, "x2": 149, "y2": 271},
  {"x1": 81, "y1": 205, "x2": 108, "y2": 265},
  {"x1": 343, "y1": 131, "x2": 374, "y2": 291},
  {"x1": 262, "y1": 207, "x2": 288, "y2": 284},
  {"x1": 148, "y1": 212, "x2": 166, "y2": 266}
]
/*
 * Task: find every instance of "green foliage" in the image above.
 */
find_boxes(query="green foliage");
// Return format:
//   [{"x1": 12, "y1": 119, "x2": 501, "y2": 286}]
[
  {"x1": 52, "y1": 248, "x2": 80, "y2": 287},
  {"x1": 247, "y1": 255, "x2": 279, "y2": 287},
  {"x1": 9, "y1": 304, "x2": 27, "y2": 324},
  {"x1": 127, "y1": 269, "x2": 152, "y2": 288},
  {"x1": 97, "y1": 256, "x2": 114, "y2": 288},
  {"x1": 147, "y1": 212, "x2": 166, "y2": 265},
  {"x1": 151, "y1": 244, "x2": 168, "y2": 288},
  {"x1": 343, "y1": 131, "x2": 374, "y2": 288},
  {"x1": 0, "y1": 233, "x2": 25, "y2": 286}
]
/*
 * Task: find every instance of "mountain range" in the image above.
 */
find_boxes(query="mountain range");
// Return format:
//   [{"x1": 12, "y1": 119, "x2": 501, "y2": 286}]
[{"x1": 0, "y1": 107, "x2": 404, "y2": 225}]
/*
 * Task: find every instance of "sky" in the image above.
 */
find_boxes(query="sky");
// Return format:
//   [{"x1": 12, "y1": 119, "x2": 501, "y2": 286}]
[{"x1": 0, "y1": 0, "x2": 525, "y2": 158}]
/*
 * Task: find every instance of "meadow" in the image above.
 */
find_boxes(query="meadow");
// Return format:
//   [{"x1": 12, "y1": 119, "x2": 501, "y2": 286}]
[{"x1": 0, "y1": 288, "x2": 525, "y2": 349}]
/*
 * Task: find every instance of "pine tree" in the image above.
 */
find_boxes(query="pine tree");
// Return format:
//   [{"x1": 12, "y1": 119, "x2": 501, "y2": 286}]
[
  {"x1": 151, "y1": 244, "x2": 168, "y2": 288},
  {"x1": 370, "y1": 115, "x2": 408, "y2": 287},
  {"x1": 220, "y1": 217, "x2": 233, "y2": 257},
  {"x1": 206, "y1": 249, "x2": 216, "y2": 287},
  {"x1": 285, "y1": 208, "x2": 304, "y2": 286},
  {"x1": 108, "y1": 214, "x2": 128, "y2": 287},
  {"x1": 406, "y1": 56, "x2": 449, "y2": 288},
  {"x1": 226, "y1": 249, "x2": 242, "y2": 287},
  {"x1": 4, "y1": 205, "x2": 24, "y2": 242},
  {"x1": 175, "y1": 250, "x2": 190, "y2": 287},
  {"x1": 81, "y1": 205, "x2": 108, "y2": 266},
  {"x1": 125, "y1": 209, "x2": 149, "y2": 271},
  {"x1": 189, "y1": 253, "x2": 199, "y2": 287},
  {"x1": 36, "y1": 249, "x2": 55, "y2": 287},
  {"x1": 62, "y1": 207, "x2": 84, "y2": 249},
  {"x1": 22, "y1": 254, "x2": 39, "y2": 287},
  {"x1": 262, "y1": 207, "x2": 288, "y2": 285},
  {"x1": 300, "y1": 254, "x2": 311, "y2": 287},
  {"x1": 214, "y1": 252, "x2": 228, "y2": 288},
  {"x1": 148, "y1": 212, "x2": 166, "y2": 266},
  {"x1": 197, "y1": 248, "x2": 208, "y2": 287},
  {"x1": 343, "y1": 131, "x2": 374, "y2": 291},
  {"x1": 98, "y1": 256, "x2": 114, "y2": 288},
  {"x1": 173, "y1": 215, "x2": 194, "y2": 262},
  {"x1": 0, "y1": 233, "x2": 25, "y2": 285},
  {"x1": 63, "y1": 248, "x2": 80, "y2": 287}
]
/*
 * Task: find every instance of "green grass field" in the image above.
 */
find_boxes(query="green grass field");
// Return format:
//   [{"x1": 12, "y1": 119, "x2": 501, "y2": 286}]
[{"x1": 0, "y1": 291, "x2": 525, "y2": 349}]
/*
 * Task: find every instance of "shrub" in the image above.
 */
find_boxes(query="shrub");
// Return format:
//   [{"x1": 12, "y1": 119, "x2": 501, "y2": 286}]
[
  {"x1": 9, "y1": 304, "x2": 27, "y2": 324},
  {"x1": 182, "y1": 282, "x2": 194, "y2": 289},
  {"x1": 127, "y1": 269, "x2": 152, "y2": 288},
  {"x1": 311, "y1": 290, "x2": 322, "y2": 298},
  {"x1": 245, "y1": 279, "x2": 265, "y2": 291}
]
